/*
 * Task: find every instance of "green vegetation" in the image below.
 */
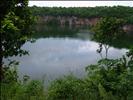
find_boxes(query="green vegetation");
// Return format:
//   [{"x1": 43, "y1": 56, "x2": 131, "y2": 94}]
[
  {"x1": 30, "y1": 6, "x2": 133, "y2": 24},
  {"x1": 1, "y1": 80, "x2": 45, "y2": 100},
  {"x1": 47, "y1": 48, "x2": 133, "y2": 100},
  {"x1": 91, "y1": 17, "x2": 133, "y2": 58},
  {"x1": 1, "y1": 49, "x2": 133, "y2": 100},
  {"x1": 1, "y1": 0, "x2": 133, "y2": 100},
  {"x1": 91, "y1": 17, "x2": 126, "y2": 58},
  {"x1": 92, "y1": 17, "x2": 126, "y2": 44},
  {"x1": 1, "y1": 62, "x2": 45, "y2": 100},
  {"x1": 0, "y1": 0, "x2": 34, "y2": 80}
]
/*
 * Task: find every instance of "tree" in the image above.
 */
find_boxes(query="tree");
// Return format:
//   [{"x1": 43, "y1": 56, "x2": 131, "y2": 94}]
[
  {"x1": 0, "y1": 0, "x2": 34, "y2": 81},
  {"x1": 85, "y1": 49, "x2": 133, "y2": 100},
  {"x1": 92, "y1": 17, "x2": 126, "y2": 58},
  {"x1": 30, "y1": 6, "x2": 133, "y2": 24}
]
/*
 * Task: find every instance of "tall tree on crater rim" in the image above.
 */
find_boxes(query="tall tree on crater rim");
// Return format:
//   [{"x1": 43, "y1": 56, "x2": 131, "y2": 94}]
[{"x1": 0, "y1": 0, "x2": 34, "y2": 81}]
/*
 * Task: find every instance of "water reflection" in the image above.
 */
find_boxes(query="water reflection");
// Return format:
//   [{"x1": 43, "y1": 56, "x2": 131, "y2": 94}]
[
  {"x1": 12, "y1": 37, "x2": 127, "y2": 82},
  {"x1": 7, "y1": 25, "x2": 130, "y2": 83}
]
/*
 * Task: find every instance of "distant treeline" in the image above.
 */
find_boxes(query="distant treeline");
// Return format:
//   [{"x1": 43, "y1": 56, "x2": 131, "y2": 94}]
[{"x1": 29, "y1": 6, "x2": 133, "y2": 24}]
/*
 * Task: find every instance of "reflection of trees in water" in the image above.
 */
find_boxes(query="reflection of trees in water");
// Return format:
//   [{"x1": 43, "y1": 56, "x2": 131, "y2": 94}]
[
  {"x1": 31, "y1": 24, "x2": 88, "y2": 39},
  {"x1": 32, "y1": 18, "x2": 133, "y2": 59}
]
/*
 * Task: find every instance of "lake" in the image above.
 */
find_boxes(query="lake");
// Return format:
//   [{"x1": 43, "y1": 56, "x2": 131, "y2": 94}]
[{"x1": 7, "y1": 25, "x2": 128, "y2": 83}]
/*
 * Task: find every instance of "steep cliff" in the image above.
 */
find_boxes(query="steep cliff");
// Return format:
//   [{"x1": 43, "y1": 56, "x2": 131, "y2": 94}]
[{"x1": 37, "y1": 15, "x2": 133, "y2": 33}]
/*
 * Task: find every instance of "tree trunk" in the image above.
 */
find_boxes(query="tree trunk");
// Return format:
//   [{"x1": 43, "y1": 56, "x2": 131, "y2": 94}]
[{"x1": 104, "y1": 45, "x2": 110, "y2": 59}]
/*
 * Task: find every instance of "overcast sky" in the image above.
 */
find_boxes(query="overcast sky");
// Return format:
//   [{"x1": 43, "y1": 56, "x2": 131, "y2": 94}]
[{"x1": 29, "y1": 1, "x2": 133, "y2": 7}]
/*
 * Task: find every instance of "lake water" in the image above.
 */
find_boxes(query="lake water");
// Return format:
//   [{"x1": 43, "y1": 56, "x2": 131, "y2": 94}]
[{"x1": 8, "y1": 25, "x2": 128, "y2": 82}]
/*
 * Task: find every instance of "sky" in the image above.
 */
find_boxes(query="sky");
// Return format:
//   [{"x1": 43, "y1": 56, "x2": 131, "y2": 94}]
[{"x1": 29, "y1": 1, "x2": 133, "y2": 7}]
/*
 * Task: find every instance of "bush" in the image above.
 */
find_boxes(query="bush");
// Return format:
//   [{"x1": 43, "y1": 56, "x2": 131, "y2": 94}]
[
  {"x1": 85, "y1": 49, "x2": 133, "y2": 100},
  {"x1": 47, "y1": 75, "x2": 84, "y2": 100},
  {"x1": 1, "y1": 63, "x2": 46, "y2": 100}
]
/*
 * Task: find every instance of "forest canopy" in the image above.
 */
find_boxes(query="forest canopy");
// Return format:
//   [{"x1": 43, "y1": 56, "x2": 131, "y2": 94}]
[{"x1": 29, "y1": 6, "x2": 133, "y2": 24}]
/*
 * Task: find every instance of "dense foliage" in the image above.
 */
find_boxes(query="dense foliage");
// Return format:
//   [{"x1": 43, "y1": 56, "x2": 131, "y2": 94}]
[
  {"x1": 30, "y1": 6, "x2": 133, "y2": 24},
  {"x1": 92, "y1": 17, "x2": 125, "y2": 43},
  {"x1": 1, "y1": 62, "x2": 45, "y2": 100},
  {"x1": 91, "y1": 17, "x2": 126, "y2": 58},
  {"x1": 1, "y1": 0, "x2": 34, "y2": 58},
  {"x1": 0, "y1": 0, "x2": 34, "y2": 80}
]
